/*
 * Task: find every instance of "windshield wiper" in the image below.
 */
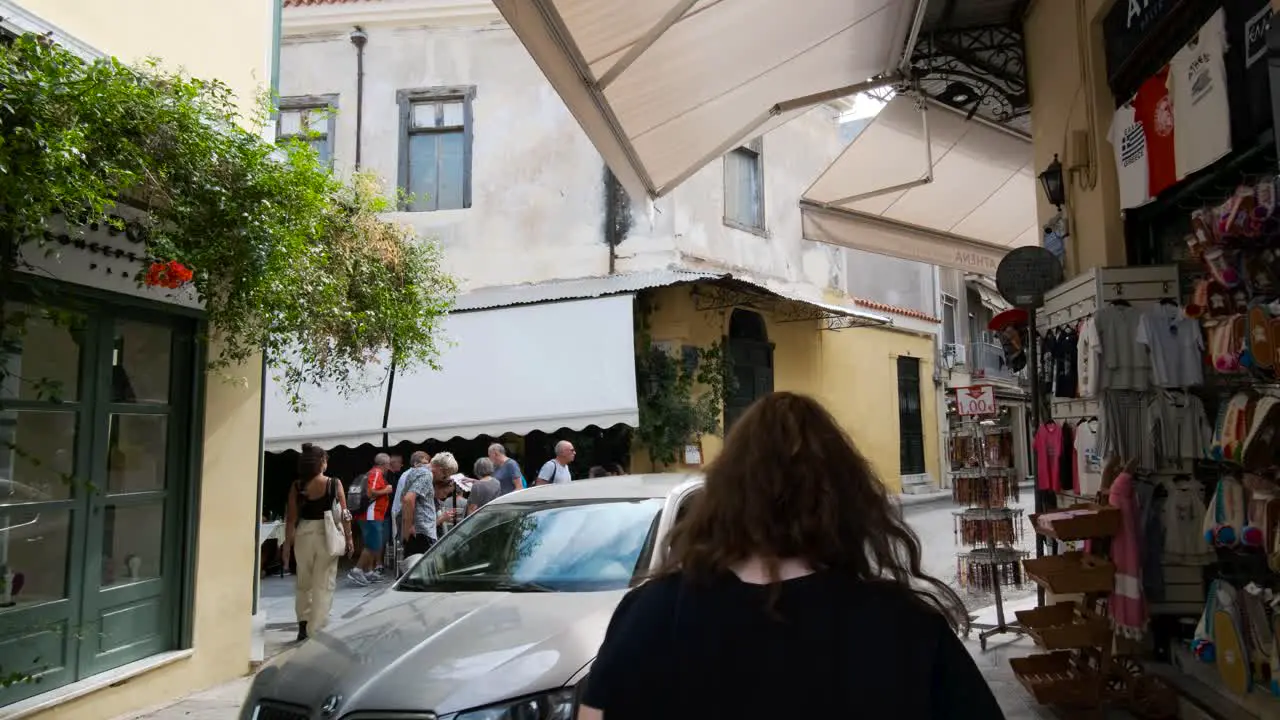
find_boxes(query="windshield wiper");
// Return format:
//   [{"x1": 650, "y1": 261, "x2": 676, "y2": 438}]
[{"x1": 489, "y1": 580, "x2": 555, "y2": 593}]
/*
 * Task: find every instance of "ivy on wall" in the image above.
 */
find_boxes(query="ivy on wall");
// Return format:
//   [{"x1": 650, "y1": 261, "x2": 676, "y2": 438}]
[{"x1": 633, "y1": 294, "x2": 736, "y2": 467}]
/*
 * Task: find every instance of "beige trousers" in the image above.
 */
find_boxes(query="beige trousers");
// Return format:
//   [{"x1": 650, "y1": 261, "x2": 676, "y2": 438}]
[{"x1": 294, "y1": 519, "x2": 338, "y2": 631}]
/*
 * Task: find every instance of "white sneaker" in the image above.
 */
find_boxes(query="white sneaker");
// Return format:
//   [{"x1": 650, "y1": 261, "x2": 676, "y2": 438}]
[
  {"x1": 348, "y1": 568, "x2": 369, "y2": 586},
  {"x1": 367, "y1": 570, "x2": 386, "y2": 583}
]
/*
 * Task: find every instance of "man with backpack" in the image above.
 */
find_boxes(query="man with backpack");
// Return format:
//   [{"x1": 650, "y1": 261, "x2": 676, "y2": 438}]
[{"x1": 347, "y1": 453, "x2": 394, "y2": 585}]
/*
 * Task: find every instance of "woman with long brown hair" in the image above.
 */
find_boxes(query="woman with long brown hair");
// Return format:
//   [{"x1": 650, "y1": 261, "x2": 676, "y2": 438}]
[{"x1": 579, "y1": 392, "x2": 1002, "y2": 719}]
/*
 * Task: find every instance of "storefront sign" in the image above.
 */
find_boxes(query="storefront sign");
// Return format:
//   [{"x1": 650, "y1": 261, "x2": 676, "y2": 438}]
[
  {"x1": 995, "y1": 246, "x2": 1064, "y2": 308},
  {"x1": 1244, "y1": 4, "x2": 1272, "y2": 68},
  {"x1": 956, "y1": 385, "x2": 998, "y2": 416},
  {"x1": 1105, "y1": 0, "x2": 1180, "y2": 76},
  {"x1": 15, "y1": 205, "x2": 203, "y2": 311}
]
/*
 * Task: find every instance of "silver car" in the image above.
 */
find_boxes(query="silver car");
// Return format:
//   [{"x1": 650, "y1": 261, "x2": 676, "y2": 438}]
[{"x1": 241, "y1": 473, "x2": 701, "y2": 720}]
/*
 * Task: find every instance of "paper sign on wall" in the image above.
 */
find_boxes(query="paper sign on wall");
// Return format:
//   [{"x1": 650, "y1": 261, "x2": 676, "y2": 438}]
[{"x1": 956, "y1": 385, "x2": 997, "y2": 416}]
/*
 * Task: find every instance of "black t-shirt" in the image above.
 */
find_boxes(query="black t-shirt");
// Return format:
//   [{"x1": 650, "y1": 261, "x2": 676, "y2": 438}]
[
  {"x1": 581, "y1": 571, "x2": 1003, "y2": 719},
  {"x1": 1053, "y1": 327, "x2": 1079, "y2": 398}
]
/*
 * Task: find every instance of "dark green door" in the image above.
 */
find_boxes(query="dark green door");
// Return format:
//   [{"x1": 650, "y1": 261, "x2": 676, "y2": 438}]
[{"x1": 0, "y1": 301, "x2": 193, "y2": 706}]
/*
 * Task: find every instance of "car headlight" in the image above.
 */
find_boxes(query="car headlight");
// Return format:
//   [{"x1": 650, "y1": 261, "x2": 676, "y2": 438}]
[{"x1": 454, "y1": 687, "x2": 577, "y2": 720}]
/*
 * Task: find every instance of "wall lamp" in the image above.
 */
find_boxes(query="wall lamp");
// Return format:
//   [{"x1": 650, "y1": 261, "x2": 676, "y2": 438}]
[{"x1": 1038, "y1": 154, "x2": 1065, "y2": 209}]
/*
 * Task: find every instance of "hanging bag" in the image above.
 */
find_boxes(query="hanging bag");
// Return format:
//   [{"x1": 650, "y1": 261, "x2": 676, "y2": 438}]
[{"x1": 324, "y1": 477, "x2": 346, "y2": 557}]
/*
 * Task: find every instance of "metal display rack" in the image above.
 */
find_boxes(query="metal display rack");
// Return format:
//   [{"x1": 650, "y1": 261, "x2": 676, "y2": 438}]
[{"x1": 949, "y1": 414, "x2": 1028, "y2": 650}]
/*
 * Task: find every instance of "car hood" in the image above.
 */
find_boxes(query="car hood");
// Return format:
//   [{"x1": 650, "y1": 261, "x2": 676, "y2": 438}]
[{"x1": 247, "y1": 587, "x2": 624, "y2": 716}]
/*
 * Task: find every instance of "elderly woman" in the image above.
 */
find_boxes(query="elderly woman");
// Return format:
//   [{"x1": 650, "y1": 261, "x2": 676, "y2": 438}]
[{"x1": 468, "y1": 457, "x2": 502, "y2": 515}]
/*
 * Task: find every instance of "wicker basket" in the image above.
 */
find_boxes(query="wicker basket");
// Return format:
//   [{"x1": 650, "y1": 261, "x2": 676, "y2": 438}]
[
  {"x1": 1031, "y1": 504, "x2": 1122, "y2": 541},
  {"x1": 1015, "y1": 602, "x2": 1111, "y2": 650},
  {"x1": 1009, "y1": 652, "x2": 1100, "y2": 706},
  {"x1": 1023, "y1": 552, "x2": 1116, "y2": 594}
]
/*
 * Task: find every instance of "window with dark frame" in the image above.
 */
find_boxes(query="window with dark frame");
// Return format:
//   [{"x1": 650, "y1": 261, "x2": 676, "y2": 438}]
[
  {"x1": 896, "y1": 356, "x2": 926, "y2": 476},
  {"x1": 723, "y1": 137, "x2": 764, "y2": 232},
  {"x1": 398, "y1": 86, "x2": 474, "y2": 212},
  {"x1": 276, "y1": 96, "x2": 337, "y2": 168}
]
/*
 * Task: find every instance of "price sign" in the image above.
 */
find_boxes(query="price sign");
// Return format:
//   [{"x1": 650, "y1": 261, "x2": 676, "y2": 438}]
[{"x1": 956, "y1": 385, "x2": 997, "y2": 417}]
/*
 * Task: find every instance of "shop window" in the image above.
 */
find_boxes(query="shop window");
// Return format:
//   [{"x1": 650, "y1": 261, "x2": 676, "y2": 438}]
[
  {"x1": 398, "y1": 86, "x2": 475, "y2": 212},
  {"x1": 277, "y1": 96, "x2": 337, "y2": 168},
  {"x1": 897, "y1": 356, "x2": 926, "y2": 475},
  {"x1": 724, "y1": 138, "x2": 765, "y2": 233}
]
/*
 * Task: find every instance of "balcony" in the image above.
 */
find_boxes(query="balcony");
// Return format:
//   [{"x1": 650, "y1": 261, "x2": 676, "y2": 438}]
[{"x1": 968, "y1": 336, "x2": 1025, "y2": 385}]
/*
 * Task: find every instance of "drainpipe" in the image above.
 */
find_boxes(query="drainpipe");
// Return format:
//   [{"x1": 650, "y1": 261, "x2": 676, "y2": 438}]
[{"x1": 350, "y1": 26, "x2": 367, "y2": 169}]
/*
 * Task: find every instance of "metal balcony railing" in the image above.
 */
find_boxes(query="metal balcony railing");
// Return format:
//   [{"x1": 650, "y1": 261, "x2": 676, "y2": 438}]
[{"x1": 968, "y1": 339, "x2": 1024, "y2": 384}]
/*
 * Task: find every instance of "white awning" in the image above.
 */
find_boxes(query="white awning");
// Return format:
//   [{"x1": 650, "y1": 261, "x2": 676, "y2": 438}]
[
  {"x1": 801, "y1": 96, "x2": 1039, "y2": 276},
  {"x1": 492, "y1": 0, "x2": 922, "y2": 200},
  {"x1": 264, "y1": 294, "x2": 639, "y2": 452}
]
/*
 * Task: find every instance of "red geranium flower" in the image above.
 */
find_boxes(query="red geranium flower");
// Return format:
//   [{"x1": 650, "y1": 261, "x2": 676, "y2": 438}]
[{"x1": 144, "y1": 260, "x2": 194, "y2": 289}]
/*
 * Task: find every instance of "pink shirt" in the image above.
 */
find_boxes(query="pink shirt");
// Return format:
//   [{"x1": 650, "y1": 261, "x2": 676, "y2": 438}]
[{"x1": 1033, "y1": 422, "x2": 1063, "y2": 491}]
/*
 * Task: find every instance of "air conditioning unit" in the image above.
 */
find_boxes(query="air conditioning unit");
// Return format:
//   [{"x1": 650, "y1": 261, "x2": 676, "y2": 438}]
[{"x1": 946, "y1": 343, "x2": 967, "y2": 367}]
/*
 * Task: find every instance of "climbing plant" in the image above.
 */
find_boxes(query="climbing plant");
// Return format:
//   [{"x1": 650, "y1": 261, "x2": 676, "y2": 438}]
[
  {"x1": 632, "y1": 286, "x2": 737, "y2": 471},
  {"x1": 0, "y1": 34, "x2": 456, "y2": 409}
]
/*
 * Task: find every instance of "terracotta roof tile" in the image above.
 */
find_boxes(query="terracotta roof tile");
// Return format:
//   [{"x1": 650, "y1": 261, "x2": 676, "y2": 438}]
[{"x1": 851, "y1": 298, "x2": 940, "y2": 324}]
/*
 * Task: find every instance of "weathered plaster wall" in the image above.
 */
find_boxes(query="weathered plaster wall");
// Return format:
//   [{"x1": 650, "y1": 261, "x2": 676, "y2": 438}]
[{"x1": 281, "y1": 2, "x2": 847, "y2": 296}]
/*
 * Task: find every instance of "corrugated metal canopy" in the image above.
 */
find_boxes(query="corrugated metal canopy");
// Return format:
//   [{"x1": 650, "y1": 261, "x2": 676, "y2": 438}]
[
  {"x1": 492, "y1": 0, "x2": 923, "y2": 201},
  {"x1": 801, "y1": 95, "x2": 1038, "y2": 276}
]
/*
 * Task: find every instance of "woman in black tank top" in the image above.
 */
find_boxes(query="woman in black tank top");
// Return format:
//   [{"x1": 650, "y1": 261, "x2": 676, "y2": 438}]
[{"x1": 283, "y1": 443, "x2": 352, "y2": 642}]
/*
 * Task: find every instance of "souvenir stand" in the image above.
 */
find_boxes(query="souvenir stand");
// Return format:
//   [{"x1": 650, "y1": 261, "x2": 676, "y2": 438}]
[
  {"x1": 949, "y1": 393, "x2": 1029, "y2": 650},
  {"x1": 1008, "y1": 266, "x2": 1185, "y2": 717}
]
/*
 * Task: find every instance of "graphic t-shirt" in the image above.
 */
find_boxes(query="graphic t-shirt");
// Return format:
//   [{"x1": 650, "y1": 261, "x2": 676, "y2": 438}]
[
  {"x1": 1170, "y1": 8, "x2": 1232, "y2": 179},
  {"x1": 1133, "y1": 66, "x2": 1178, "y2": 198},
  {"x1": 1054, "y1": 327, "x2": 1079, "y2": 398},
  {"x1": 1224, "y1": 0, "x2": 1272, "y2": 148},
  {"x1": 1109, "y1": 102, "x2": 1150, "y2": 209},
  {"x1": 1075, "y1": 420, "x2": 1102, "y2": 496}
]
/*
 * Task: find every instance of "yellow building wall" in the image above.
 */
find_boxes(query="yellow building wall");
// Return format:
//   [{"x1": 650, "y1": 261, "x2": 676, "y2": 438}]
[
  {"x1": 633, "y1": 285, "x2": 821, "y2": 471},
  {"x1": 21, "y1": 0, "x2": 273, "y2": 118},
  {"x1": 14, "y1": 2, "x2": 271, "y2": 718},
  {"x1": 1024, "y1": 0, "x2": 1127, "y2": 278},
  {"x1": 815, "y1": 327, "x2": 940, "y2": 494},
  {"x1": 633, "y1": 285, "x2": 939, "y2": 494}
]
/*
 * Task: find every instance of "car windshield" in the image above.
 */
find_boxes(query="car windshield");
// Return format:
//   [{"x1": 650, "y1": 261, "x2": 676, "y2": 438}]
[{"x1": 398, "y1": 497, "x2": 664, "y2": 593}]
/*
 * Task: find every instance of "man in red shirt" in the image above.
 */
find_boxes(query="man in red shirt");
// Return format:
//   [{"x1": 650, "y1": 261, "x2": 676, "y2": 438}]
[{"x1": 350, "y1": 453, "x2": 394, "y2": 585}]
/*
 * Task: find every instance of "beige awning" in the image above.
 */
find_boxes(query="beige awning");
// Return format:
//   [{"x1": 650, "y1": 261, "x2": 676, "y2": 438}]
[
  {"x1": 492, "y1": 0, "x2": 923, "y2": 201},
  {"x1": 801, "y1": 96, "x2": 1039, "y2": 276}
]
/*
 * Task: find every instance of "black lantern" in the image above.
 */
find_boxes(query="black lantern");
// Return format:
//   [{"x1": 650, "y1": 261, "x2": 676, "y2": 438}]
[{"x1": 1038, "y1": 154, "x2": 1065, "y2": 209}]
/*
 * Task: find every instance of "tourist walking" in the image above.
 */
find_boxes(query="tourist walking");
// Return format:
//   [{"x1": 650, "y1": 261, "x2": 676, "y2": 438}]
[
  {"x1": 488, "y1": 443, "x2": 525, "y2": 494},
  {"x1": 535, "y1": 440, "x2": 575, "y2": 484},
  {"x1": 349, "y1": 453, "x2": 393, "y2": 586},
  {"x1": 578, "y1": 392, "x2": 1002, "y2": 719},
  {"x1": 282, "y1": 443, "x2": 352, "y2": 642}
]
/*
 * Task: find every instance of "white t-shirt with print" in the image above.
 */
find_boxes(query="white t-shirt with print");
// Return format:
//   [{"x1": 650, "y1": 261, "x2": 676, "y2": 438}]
[
  {"x1": 1075, "y1": 420, "x2": 1102, "y2": 496},
  {"x1": 1170, "y1": 8, "x2": 1231, "y2": 178},
  {"x1": 1108, "y1": 103, "x2": 1150, "y2": 210}
]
